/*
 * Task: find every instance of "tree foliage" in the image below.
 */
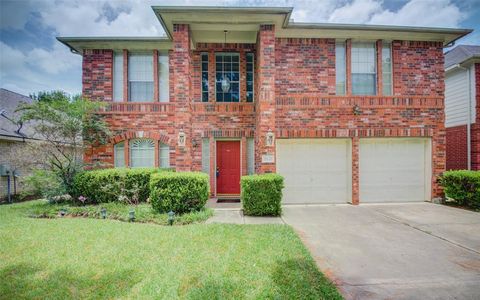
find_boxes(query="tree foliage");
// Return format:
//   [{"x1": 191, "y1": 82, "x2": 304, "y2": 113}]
[{"x1": 17, "y1": 91, "x2": 111, "y2": 194}]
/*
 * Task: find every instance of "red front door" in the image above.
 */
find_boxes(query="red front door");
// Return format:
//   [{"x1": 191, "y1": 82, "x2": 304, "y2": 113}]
[{"x1": 216, "y1": 141, "x2": 241, "y2": 195}]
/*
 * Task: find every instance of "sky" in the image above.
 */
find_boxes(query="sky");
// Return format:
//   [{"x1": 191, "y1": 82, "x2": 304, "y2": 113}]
[{"x1": 1, "y1": 0, "x2": 479, "y2": 96}]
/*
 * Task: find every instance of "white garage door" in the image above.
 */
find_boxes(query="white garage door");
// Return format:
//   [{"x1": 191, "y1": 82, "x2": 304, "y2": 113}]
[
  {"x1": 359, "y1": 138, "x2": 431, "y2": 203},
  {"x1": 276, "y1": 139, "x2": 352, "y2": 204}
]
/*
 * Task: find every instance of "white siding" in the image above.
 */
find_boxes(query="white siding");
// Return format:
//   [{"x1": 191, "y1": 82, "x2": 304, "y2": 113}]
[{"x1": 445, "y1": 66, "x2": 476, "y2": 127}]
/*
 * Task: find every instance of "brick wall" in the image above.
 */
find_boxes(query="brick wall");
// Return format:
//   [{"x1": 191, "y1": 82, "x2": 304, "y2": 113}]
[
  {"x1": 83, "y1": 49, "x2": 113, "y2": 101},
  {"x1": 446, "y1": 125, "x2": 468, "y2": 170},
  {"x1": 275, "y1": 38, "x2": 336, "y2": 96},
  {"x1": 392, "y1": 41, "x2": 444, "y2": 96}
]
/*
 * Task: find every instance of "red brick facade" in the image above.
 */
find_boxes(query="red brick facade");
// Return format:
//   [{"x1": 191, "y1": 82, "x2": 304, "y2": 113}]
[{"x1": 81, "y1": 24, "x2": 446, "y2": 201}]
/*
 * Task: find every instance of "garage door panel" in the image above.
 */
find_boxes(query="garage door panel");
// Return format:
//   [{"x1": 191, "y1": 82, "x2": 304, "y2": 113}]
[
  {"x1": 360, "y1": 138, "x2": 431, "y2": 203},
  {"x1": 277, "y1": 139, "x2": 351, "y2": 204}
]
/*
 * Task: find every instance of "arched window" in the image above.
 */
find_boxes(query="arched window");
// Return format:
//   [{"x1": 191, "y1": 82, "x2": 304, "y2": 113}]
[
  {"x1": 159, "y1": 143, "x2": 170, "y2": 168},
  {"x1": 129, "y1": 139, "x2": 155, "y2": 168},
  {"x1": 114, "y1": 142, "x2": 125, "y2": 167}
]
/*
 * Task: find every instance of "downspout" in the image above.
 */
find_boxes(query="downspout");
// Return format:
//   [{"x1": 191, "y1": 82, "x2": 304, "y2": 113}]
[{"x1": 459, "y1": 65, "x2": 473, "y2": 170}]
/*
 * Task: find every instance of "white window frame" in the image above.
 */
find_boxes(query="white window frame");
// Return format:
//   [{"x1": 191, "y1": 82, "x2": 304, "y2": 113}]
[
  {"x1": 351, "y1": 42, "x2": 377, "y2": 96},
  {"x1": 158, "y1": 52, "x2": 170, "y2": 102},
  {"x1": 113, "y1": 51, "x2": 124, "y2": 102},
  {"x1": 382, "y1": 42, "x2": 393, "y2": 96},
  {"x1": 335, "y1": 41, "x2": 346, "y2": 95},
  {"x1": 246, "y1": 52, "x2": 255, "y2": 102},
  {"x1": 215, "y1": 52, "x2": 240, "y2": 102},
  {"x1": 114, "y1": 142, "x2": 125, "y2": 167},
  {"x1": 129, "y1": 139, "x2": 155, "y2": 168},
  {"x1": 201, "y1": 52, "x2": 209, "y2": 102},
  {"x1": 159, "y1": 143, "x2": 170, "y2": 168},
  {"x1": 128, "y1": 52, "x2": 154, "y2": 102}
]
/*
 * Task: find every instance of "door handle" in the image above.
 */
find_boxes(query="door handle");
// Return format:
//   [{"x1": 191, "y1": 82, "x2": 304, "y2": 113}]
[{"x1": 216, "y1": 167, "x2": 220, "y2": 177}]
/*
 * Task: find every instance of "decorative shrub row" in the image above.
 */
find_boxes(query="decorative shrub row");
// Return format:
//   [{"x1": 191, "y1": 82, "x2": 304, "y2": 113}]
[
  {"x1": 72, "y1": 168, "x2": 173, "y2": 204},
  {"x1": 241, "y1": 174, "x2": 284, "y2": 216},
  {"x1": 440, "y1": 170, "x2": 480, "y2": 209},
  {"x1": 149, "y1": 172, "x2": 209, "y2": 214}
]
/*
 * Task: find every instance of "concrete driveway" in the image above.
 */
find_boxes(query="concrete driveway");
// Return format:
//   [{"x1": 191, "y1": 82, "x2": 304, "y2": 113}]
[{"x1": 282, "y1": 203, "x2": 480, "y2": 300}]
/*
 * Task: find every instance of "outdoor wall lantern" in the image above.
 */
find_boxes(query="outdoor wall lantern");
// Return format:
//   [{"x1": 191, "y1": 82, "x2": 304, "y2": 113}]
[
  {"x1": 168, "y1": 211, "x2": 175, "y2": 226},
  {"x1": 353, "y1": 104, "x2": 362, "y2": 115},
  {"x1": 100, "y1": 207, "x2": 107, "y2": 219},
  {"x1": 266, "y1": 130, "x2": 275, "y2": 147},
  {"x1": 178, "y1": 130, "x2": 186, "y2": 147}
]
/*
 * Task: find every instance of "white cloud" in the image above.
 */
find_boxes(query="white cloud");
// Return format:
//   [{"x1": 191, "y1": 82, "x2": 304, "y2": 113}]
[
  {"x1": 328, "y1": 0, "x2": 383, "y2": 23},
  {"x1": 0, "y1": 41, "x2": 81, "y2": 95},
  {"x1": 369, "y1": 0, "x2": 464, "y2": 27}
]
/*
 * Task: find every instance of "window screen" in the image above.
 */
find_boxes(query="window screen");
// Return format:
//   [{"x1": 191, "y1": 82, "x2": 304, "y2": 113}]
[
  {"x1": 128, "y1": 53, "x2": 153, "y2": 102},
  {"x1": 129, "y1": 139, "x2": 154, "y2": 168},
  {"x1": 215, "y1": 53, "x2": 240, "y2": 102},
  {"x1": 201, "y1": 138, "x2": 210, "y2": 174},
  {"x1": 114, "y1": 142, "x2": 125, "y2": 167},
  {"x1": 351, "y1": 42, "x2": 376, "y2": 95},
  {"x1": 247, "y1": 138, "x2": 255, "y2": 175},
  {"x1": 113, "y1": 52, "x2": 123, "y2": 102},
  {"x1": 201, "y1": 53, "x2": 209, "y2": 102},
  {"x1": 246, "y1": 53, "x2": 254, "y2": 102},
  {"x1": 159, "y1": 53, "x2": 169, "y2": 102},
  {"x1": 382, "y1": 43, "x2": 392, "y2": 96},
  {"x1": 335, "y1": 42, "x2": 346, "y2": 95},
  {"x1": 159, "y1": 143, "x2": 170, "y2": 168}
]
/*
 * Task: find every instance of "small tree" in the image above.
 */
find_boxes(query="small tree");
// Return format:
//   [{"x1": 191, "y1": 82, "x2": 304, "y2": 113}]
[{"x1": 18, "y1": 91, "x2": 110, "y2": 194}]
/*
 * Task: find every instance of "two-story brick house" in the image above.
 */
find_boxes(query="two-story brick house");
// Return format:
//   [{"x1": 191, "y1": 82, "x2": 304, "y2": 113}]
[{"x1": 58, "y1": 6, "x2": 471, "y2": 204}]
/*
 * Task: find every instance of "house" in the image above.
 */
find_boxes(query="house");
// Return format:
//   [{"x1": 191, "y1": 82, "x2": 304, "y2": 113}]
[
  {"x1": 0, "y1": 89, "x2": 38, "y2": 201},
  {"x1": 444, "y1": 45, "x2": 480, "y2": 171},
  {"x1": 58, "y1": 6, "x2": 471, "y2": 204}
]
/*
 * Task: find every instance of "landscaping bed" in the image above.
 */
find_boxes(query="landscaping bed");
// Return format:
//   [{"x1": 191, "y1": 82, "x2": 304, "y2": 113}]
[
  {"x1": 26, "y1": 200, "x2": 213, "y2": 226},
  {"x1": 0, "y1": 201, "x2": 342, "y2": 299}
]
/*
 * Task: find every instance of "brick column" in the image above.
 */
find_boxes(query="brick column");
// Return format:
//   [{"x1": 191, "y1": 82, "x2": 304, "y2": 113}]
[
  {"x1": 376, "y1": 40, "x2": 383, "y2": 96},
  {"x1": 472, "y1": 63, "x2": 480, "y2": 170},
  {"x1": 153, "y1": 50, "x2": 159, "y2": 102},
  {"x1": 172, "y1": 24, "x2": 193, "y2": 171},
  {"x1": 351, "y1": 137, "x2": 359, "y2": 205},
  {"x1": 255, "y1": 25, "x2": 276, "y2": 174}
]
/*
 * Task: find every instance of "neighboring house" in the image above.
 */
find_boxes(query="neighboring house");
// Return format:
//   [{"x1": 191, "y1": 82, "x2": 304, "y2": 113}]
[
  {"x1": 58, "y1": 6, "x2": 471, "y2": 204},
  {"x1": 0, "y1": 89, "x2": 38, "y2": 201},
  {"x1": 444, "y1": 45, "x2": 480, "y2": 171}
]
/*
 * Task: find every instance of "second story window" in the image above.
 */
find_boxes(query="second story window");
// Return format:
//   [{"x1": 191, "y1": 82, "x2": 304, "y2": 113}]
[
  {"x1": 351, "y1": 42, "x2": 376, "y2": 95},
  {"x1": 216, "y1": 53, "x2": 240, "y2": 102},
  {"x1": 158, "y1": 53, "x2": 170, "y2": 102},
  {"x1": 335, "y1": 42, "x2": 346, "y2": 95},
  {"x1": 246, "y1": 53, "x2": 254, "y2": 102},
  {"x1": 201, "y1": 53, "x2": 209, "y2": 102},
  {"x1": 129, "y1": 52, "x2": 153, "y2": 102},
  {"x1": 113, "y1": 51, "x2": 124, "y2": 102},
  {"x1": 382, "y1": 42, "x2": 392, "y2": 95}
]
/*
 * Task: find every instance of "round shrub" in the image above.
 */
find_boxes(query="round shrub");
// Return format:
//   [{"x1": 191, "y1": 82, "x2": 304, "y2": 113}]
[
  {"x1": 440, "y1": 170, "x2": 480, "y2": 209},
  {"x1": 72, "y1": 168, "x2": 172, "y2": 204},
  {"x1": 241, "y1": 174, "x2": 284, "y2": 216},
  {"x1": 149, "y1": 172, "x2": 209, "y2": 214}
]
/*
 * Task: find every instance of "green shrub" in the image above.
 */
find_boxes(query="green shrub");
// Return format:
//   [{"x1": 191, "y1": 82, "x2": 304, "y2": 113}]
[
  {"x1": 72, "y1": 168, "x2": 173, "y2": 204},
  {"x1": 440, "y1": 170, "x2": 480, "y2": 209},
  {"x1": 149, "y1": 172, "x2": 209, "y2": 214},
  {"x1": 23, "y1": 170, "x2": 65, "y2": 201},
  {"x1": 241, "y1": 174, "x2": 284, "y2": 216}
]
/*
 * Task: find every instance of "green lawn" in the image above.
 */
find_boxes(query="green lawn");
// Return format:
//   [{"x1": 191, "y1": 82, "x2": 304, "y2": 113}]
[{"x1": 0, "y1": 201, "x2": 342, "y2": 300}]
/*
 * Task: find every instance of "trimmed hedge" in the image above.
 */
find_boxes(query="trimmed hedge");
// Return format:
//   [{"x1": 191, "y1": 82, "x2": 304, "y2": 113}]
[
  {"x1": 241, "y1": 174, "x2": 284, "y2": 216},
  {"x1": 73, "y1": 168, "x2": 173, "y2": 204},
  {"x1": 440, "y1": 170, "x2": 480, "y2": 209},
  {"x1": 149, "y1": 172, "x2": 209, "y2": 214}
]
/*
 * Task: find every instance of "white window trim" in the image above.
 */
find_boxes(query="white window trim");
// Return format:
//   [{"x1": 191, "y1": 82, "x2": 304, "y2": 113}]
[
  {"x1": 351, "y1": 41, "x2": 377, "y2": 96},
  {"x1": 381, "y1": 42, "x2": 393, "y2": 96},
  {"x1": 246, "y1": 52, "x2": 255, "y2": 102},
  {"x1": 215, "y1": 52, "x2": 241, "y2": 102}
]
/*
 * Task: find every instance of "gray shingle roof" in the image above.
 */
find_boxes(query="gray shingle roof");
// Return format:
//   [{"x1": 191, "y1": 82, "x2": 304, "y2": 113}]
[
  {"x1": 445, "y1": 45, "x2": 480, "y2": 68},
  {"x1": 0, "y1": 88, "x2": 37, "y2": 140}
]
